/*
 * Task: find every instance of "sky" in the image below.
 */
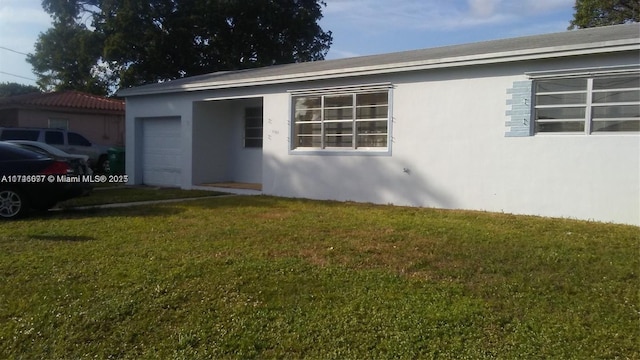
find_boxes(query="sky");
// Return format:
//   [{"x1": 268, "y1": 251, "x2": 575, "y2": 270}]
[{"x1": 0, "y1": 0, "x2": 576, "y2": 87}]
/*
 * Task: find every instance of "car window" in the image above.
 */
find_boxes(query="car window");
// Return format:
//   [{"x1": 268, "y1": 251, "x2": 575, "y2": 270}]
[
  {"x1": 0, "y1": 130, "x2": 39, "y2": 141},
  {"x1": 45, "y1": 131, "x2": 64, "y2": 145},
  {"x1": 68, "y1": 132, "x2": 92, "y2": 146},
  {"x1": 0, "y1": 143, "x2": 47, "y2": 160},
  {"x1": 17, "y1": 144, "x2": 50, "y2": 157}
]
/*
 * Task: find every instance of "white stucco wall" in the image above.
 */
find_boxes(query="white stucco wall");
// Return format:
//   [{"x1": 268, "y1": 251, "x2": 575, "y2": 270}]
[
  {"x1": 125, "y1": 52, "x2": 639, "y2": 226},
  {"x1": 259, "y1": 55, "x2": 639, "y2": 226},
  {"x1": 192, "y1": 100, "x2": 233, "y2": 184},
  {"x1": 192, "y1": 97, "x2": 263, "y2": 184}
]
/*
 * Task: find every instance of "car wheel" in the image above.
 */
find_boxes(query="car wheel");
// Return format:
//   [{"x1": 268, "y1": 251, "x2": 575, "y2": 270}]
[{"x1": 0, "y1": 188, "x2": 28, "y2": 219}]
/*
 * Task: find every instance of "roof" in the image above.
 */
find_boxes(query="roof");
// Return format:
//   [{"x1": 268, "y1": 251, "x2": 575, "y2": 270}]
[
  {"x1": 0, "y1": 91, "x2": 125, "y2": 113},
  {"x1": 118, "y1": 23, "x2": 640, "y2": 97}
]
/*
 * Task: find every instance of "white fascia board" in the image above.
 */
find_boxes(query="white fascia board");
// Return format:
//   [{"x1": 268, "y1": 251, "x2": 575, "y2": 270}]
[{"x1": 119, "y1": 39, "x2": 639, "y2": 97}]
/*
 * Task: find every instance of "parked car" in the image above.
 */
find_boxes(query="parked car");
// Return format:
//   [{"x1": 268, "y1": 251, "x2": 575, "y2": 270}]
[
  {"x1": 5, "y1": 140, "x2": 93, "y2": 195},
  {"x1": 0, "y1": 142, "x2": 86, "y2": 219},
  {"x1": 0, "y1": 127, "x2": 111, "y2": 173},
  {"x1": 6, "y1": 140, "x2": 93, "y2": 175}
]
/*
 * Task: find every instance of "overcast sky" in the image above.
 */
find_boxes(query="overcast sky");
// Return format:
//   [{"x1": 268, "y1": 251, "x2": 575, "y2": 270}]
[{"x1": 0, "y1": 0, "x2": 576, "y2": 87}]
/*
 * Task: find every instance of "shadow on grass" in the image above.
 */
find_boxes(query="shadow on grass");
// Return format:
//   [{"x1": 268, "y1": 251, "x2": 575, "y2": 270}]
[
  {"x1": 186, "y1": 194, "x2": 341, "y2": 210},
  {"x1": 29, "y1": 234, "x2": 96, "y2": 242},
  {"x1": 30, "y1": 204, "x2": 188, "y2": 221},
  {"x1": 30, "y1": 195, "x2": 322, "y2": 222}
]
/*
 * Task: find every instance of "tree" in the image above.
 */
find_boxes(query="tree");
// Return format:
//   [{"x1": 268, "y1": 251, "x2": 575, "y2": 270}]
[
  {"x1": 27, "y1": 22, "x2": 108, "y2": 95},
  {"x1": 29, "y1": 0, "x2": 332, "y2": 94},
  {"x1": 0, "y1": 82, "x2": 41, "y2": 97},
  {"x1": 569, "y1": 0, "x2": 639, "y2": 29}
]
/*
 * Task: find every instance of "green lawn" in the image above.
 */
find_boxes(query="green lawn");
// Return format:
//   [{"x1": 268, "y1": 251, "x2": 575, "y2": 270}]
[
  {"x1": 1, "y1": 195, "x2": 638, "y2": 359},
  {"x1": 58, "y1": 186, "x2": 223, "y2": 208}
]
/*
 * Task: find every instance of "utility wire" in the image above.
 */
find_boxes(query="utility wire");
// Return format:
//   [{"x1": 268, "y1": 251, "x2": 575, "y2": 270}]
[
  {"x1": 0, "y1": 46, "x2": 30, "y2": 56},
  {"x1": 0, "y1": 71, "x2": 36, "y2": 82},
  {"x1": 0, "y1": 47, "x2": 37, "y2": 82}
]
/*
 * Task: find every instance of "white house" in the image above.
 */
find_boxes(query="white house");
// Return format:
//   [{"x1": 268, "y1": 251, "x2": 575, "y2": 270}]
[{"x1": 118, "y1": 24, "x2": 640, "y2": 226}]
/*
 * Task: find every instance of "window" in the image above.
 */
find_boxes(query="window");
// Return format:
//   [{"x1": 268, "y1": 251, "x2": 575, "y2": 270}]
[
  {"x1": 0, "y1": 129, "x2": 39, "y2": 141},
  {"x1": 18, "y1": 144, "x2": 49, "y2": 156},
  {"x1": 68, "y1": 132, "x2": 92, "y2": 146},
  {"x1": 45, "y1": 130, "x2": 64, "y2": 145},
  {"x1": 244, "y1": 107, "x2": 263, "y2": 148},
  {"x1": 292, "y1": 87, "x2": 390, "y2": 150},
  {"x1": 48, "y1": 118, "x2": 69, "y2": 130},
  {"x1": 1, "y1": 144, "x2": 47, "y2": 160},
  {"x1": 534, "y1": 75, "x2": 639, "y2": 134}
]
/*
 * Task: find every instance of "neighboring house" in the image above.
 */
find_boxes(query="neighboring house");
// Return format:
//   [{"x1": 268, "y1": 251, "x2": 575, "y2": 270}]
[
  {"x1": 118, "y1": 24, "x2": 640, "y2": 226},
  {"x1": 0, "y1": 91, "x2": 125, "y2": 147}
]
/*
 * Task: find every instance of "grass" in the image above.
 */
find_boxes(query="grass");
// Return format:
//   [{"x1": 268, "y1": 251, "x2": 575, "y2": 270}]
[
  {"x1": 58, "y1": 186, "x2": 223, "y2": 208},
  {"x1": 0, "y1": 195, "x2": 638, "y2": 359}
]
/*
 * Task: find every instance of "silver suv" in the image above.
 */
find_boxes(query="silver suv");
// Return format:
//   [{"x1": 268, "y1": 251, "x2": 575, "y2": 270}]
[{"x1": 0, "y1": 127, "x2": 110, "y2": 172}]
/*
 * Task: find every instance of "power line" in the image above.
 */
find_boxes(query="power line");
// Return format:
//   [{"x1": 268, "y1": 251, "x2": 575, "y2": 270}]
[
  {"x1": 0, "y1": 46, "x2": 30, "y2": 56},
  {"x1": 0, "y1": 71, "x2": 36, "y2": 82},
  {"x1": 0, "y1": 47, "x2": 36, "y2": 82}
]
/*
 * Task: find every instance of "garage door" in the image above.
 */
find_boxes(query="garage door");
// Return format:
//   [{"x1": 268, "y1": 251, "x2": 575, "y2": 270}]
[{"x1": 142, "y1": 117, "x2": 182, "y2": 187}]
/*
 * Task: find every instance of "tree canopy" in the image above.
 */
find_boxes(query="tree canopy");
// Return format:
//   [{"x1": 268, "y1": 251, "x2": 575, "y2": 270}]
[
  {"x1": 28, "y1": 0, "x2": 332, "y2": 95},
  {"x1": 0, "y1": 82, "x2": 41, "y2": 97},
  {"x1": 569, "y1": 0, "x2": 639, "y2": 29},
  {"x1": 28, "y1": 21, "x2": 107, "y2": 95}
]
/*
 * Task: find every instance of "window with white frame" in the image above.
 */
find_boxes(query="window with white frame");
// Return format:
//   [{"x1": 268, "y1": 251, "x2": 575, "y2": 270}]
[
  {"x1": 292, "y1": 86, "x2": 390, "y2": 150},
  {"x1": 534, "y1": 75, "x2": 639, "y2": 134},
  {"x1": 244, "y1": 107, "x2": 263, "y2": 148}
]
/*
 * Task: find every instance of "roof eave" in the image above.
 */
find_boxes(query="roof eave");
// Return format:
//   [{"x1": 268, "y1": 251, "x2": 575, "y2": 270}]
[
  {"x1": 117, "y1": 38, "x2": 640, "y2": 98},
  {"x1": 0, "y1": 103, "x2": 125, "y2": 115}
]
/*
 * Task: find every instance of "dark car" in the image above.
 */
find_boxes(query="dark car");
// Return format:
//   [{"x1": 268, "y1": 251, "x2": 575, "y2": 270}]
[
  {"x1": 0, "y1": 142, "x2": 86, "y2": 219},
  {"x1": 5, "y1": 140, "x2": 93, "y2": 195},
  {"x1": 6, "y1": 140, "x2": 93, "y2": 175}
]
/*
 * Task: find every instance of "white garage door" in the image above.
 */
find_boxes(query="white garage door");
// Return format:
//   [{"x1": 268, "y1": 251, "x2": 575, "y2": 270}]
[{"x1": 142, "y1": 117, "x2": 182, "y2": 187}]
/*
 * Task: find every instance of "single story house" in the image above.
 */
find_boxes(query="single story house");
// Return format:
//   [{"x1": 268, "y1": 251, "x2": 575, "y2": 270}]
[
  {"x1": 118, "y1": 24, "x2": 640, "y2": 226},
  {"x1": 0, "y1": 91, "x2": 125, "y2": 147}
]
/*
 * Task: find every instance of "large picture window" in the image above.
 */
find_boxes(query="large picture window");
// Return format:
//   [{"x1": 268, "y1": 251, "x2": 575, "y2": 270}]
[
  {"x1": 292, "y1": 87, "x2": 390, "y2": 150},
  {"x1": 534, "y1": 75, "x2": 639, "y2": 134}
]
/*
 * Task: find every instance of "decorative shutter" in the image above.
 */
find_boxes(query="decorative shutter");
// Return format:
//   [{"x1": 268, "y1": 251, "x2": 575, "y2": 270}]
[{"x1": 505, "y1": 81, "x2": 533, "y2": 137}]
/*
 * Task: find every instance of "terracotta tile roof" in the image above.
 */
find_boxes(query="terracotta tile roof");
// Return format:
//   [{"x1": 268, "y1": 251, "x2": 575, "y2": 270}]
[{"x1": 0, "y1": 91, "x2": 125, "y2": 113}]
